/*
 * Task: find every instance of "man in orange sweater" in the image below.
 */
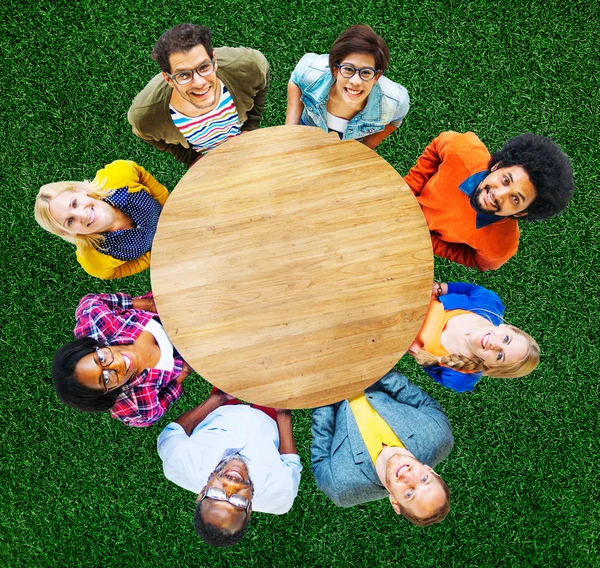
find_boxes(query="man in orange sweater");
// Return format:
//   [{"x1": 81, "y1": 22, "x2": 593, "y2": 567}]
[{"x1": 404, "y1": 131, "x2": 575, "y2": 271}]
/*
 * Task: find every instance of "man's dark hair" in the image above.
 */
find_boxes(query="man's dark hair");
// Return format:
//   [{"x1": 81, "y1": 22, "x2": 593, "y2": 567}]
[
  {"x1": 193, "y1": 500, "x2": 250, "y2": 547},
  {"x1": 397, "y1": 476, "x2": 451, "y2": 527},
  {"x1": 151, "y1": 23, "x2": 213, "y2": 73},
  {"x1": 329, "y1": 24, "x2": 391, "y2": 75},
  {"x1": 488, "y1": 133, "x2": 575, "y2": 221},
  {"x1": 52, "y1": 337, "x2": 122, "y2": 413}
]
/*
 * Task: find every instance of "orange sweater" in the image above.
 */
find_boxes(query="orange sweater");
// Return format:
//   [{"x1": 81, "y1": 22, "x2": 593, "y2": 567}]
[{"x1": 404, "y1": 132, "x2": 519, "y2": 271}]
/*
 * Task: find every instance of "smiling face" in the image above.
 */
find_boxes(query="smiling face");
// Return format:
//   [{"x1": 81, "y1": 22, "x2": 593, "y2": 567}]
[
  {"x1": 74, "y1": 345, "x2": 139, "y2": 391},
  {"x1": 197, "y1": 455, "x2": 253, "y2": 534},
  {"x1": 471, "y1": 164, "x2": 537, "y2": 217},
  {"x1": 332, "y1": 52, "x2": 380, "y2": 109},
  {"x1": 164, "y1": 44, "x2": 219, "y2": 116},
  {"x1": 47, "y1": 189, "x2": 115, "y2": 236},
  {"x1": 383, "y1": 449, "x2": 448, "y2": 521},
  {"x1": 468, "y1": 323, "x2": 529, "y2": 370}
]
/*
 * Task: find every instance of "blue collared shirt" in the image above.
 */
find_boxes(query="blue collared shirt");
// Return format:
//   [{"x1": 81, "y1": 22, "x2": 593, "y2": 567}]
[
  {"x1": 157, "y1": 405, "x2": 302, "y2": 514},
  {"x1": 459, "y1": 170, "x2": 502, "y2": 229},
  {"x1": 290, "y1": 53, "x2": 409, "y2": 141}
]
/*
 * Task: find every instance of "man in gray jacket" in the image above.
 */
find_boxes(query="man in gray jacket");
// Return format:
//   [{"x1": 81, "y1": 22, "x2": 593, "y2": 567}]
[
  {"x1": 311, "y1": 370, "x2": 454, "y2": 526},
  {"x1": 128, "y1": 23, "x2": 269, "y2": 167}
]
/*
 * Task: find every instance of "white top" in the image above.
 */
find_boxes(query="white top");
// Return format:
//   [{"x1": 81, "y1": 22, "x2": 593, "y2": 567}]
[
  {"x1": 157, "y1": 405, "x2": 302, "y2": 514},
  {"x1": 143, "y1": 318, "x2": 174, "y2": 371},
  {"x1": 326, "y1": 112, "x2": 349, "y2": 136}
]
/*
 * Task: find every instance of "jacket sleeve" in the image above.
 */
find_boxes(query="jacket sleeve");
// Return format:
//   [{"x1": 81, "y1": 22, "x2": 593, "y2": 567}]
[
  {"x1": 368, "y1": 369, "x2": 445, "y2": 414},
  {"x1": 113, "y1": 379, "x2": 183, "y2": 428},
  {"x1": 74, "y1": 292, "x2": 134, "y2": 342},
  {"x1": 130, "y1": 161, "x2": 170, "y2": 206},
  {"x1": 76, "y1": 248, "x2": 151, "y2": 280},
  {"x1": 404, "y1": 134, "x2": 447, "y2": 196},
  {"x1": 430, "y1": 234, "x2": 508, "y2": 271},
  {"x1": 133, "y1": 132, "x2": 198, "y2": 168},
  {"x1": 241, "y1": 52, "x2": 270, "y2": 131},
  {"x1": 127, "y1": 104, "x2": 199, "y2": 167},
  {"x1": 421, "y1": 364, "x2": 482, "y2": 393},
  {"x1": 310, "y1": 405, "x2": 341, "y2": 504}
]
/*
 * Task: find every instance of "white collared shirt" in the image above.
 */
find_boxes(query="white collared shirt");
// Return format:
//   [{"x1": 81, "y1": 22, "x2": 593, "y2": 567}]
[{"x1": 157, "y1": 405, "x2": 302, "y2": 514}]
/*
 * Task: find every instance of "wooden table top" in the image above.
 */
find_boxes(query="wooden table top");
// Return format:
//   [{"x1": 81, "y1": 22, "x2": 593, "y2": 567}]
[{"x1": 151, "y1": 126, "x2": 433, "y2": 408}]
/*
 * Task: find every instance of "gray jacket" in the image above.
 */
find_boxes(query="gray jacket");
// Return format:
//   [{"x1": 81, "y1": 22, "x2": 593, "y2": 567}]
[{"x1": 311, "y1": 370, "x2": 454, "y2": 507}]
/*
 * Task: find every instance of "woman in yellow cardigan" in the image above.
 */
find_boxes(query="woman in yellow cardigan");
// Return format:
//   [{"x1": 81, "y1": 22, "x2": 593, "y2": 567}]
[{"x1": 35, "y1": 160, "x2": 169, "y2": 279}]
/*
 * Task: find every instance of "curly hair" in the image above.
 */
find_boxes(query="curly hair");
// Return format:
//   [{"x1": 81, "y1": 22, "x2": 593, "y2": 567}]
[
  {"x1": 151, "y1": 23, "x2": 213, "y2": 73},
  {"x1": 488, "y1": 133, "x2": 575, "y2": 221},
  {"x1": 193, "y1": 499, "x2": 250, "y2": 547},
  {"x1": 52, "y1": 336, "x2": 123, "y2": 413}
]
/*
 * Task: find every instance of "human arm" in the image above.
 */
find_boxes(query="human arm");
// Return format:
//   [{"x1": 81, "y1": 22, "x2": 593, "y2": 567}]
[
  {"x1": 421, "y1": 364, "x2": 481, "y2": 393},
  {"x1": 362, "y1": 124, "x2": 397, "y2": 149},
  {"x1": 275, "y1": 409, "x2": 298, "y2": 455},
  {"x1": 242, "y1": 55, "x2": 270, "y2": 131},
  {"x1": 130, "y1": 162, "x2": 170, "y2": 206},
  {"x1": 442, "y1": 282, "x2": 505, "y2": 320},
  {"x1": 76, "y1": 246, "x2": 151, "y2": 279},
  {"x1": 368, "y1": 369, "x2": 444, "y2": 412},
  {"x1": 285, "y1": 81, "x2": 305, "y2": 125},
  {"x1": 173, "y1": 389, "x2": 231, "y2": 436}
]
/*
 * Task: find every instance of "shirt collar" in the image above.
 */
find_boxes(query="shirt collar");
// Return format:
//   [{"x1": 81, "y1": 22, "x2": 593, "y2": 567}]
[{"x1": 459, "y1": 171, "x2": 501, "y2": 229}]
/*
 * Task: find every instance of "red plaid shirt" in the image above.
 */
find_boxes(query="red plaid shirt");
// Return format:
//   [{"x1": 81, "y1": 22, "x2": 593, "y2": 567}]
[{"x1": 74, "y1": 292, "x2": 183, "y2": 427}]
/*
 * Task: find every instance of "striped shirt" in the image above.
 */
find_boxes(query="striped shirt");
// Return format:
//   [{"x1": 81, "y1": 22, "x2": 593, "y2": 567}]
[{"x1": 170, "y1": 80, "x2": 241, "y2": 154}]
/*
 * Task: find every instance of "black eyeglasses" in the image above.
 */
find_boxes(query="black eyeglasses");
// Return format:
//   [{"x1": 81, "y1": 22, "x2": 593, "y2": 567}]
[
  {"x1": 335, "y1": 63, "x2": 379, "y2": 81},
  {"x1": 199, "y1": 488, "x2": 250, "y2": 513},
  {"x1": 166, "y1": 60, "x2": 216, "y2": 85},
  {"x1": 95, "y1": 346, "x2": 119, "y2": 392}
]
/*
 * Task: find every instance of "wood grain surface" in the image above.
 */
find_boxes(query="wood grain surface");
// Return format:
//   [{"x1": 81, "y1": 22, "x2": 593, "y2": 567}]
[{"x1": 151, "y1": 126, "x2": 433, "y2": 408}]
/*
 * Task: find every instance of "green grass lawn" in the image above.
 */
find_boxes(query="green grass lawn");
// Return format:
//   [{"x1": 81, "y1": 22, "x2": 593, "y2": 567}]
[{"x1": 2, "y1": 0, "x2": 599, "y2": 566}]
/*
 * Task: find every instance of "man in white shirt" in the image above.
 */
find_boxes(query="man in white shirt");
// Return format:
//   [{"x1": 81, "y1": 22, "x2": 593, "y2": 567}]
[{"x1": 157, "y1": 389, "x2": 301, "y2": 547}]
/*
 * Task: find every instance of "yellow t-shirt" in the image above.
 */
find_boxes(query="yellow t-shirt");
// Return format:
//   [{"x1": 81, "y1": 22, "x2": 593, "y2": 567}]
[{"x1": 348, "y1": 394, "x2": 404, "y2": 464}]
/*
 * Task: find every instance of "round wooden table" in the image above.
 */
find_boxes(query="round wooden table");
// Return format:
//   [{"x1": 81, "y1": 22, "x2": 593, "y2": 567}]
[{"x1": 151, "y1": 126, "x2": 433, "y2": 408}]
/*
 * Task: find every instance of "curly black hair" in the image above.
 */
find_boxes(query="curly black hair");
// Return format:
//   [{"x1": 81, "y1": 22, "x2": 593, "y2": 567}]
[
  {"x1": 52, "y1": 336, "x2": 122, "y2": 413},
  {"x1": 488, "y1": 133, "x2": 575, "y2": 221},
  {"x1": 151, "y1": 23, "x2": 213, "y2": 74},
  {"x1": 193, "y1": 499, "x2": 250, "y2": 547}
]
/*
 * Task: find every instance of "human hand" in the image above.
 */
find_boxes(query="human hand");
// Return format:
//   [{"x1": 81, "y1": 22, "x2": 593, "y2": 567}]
[
  {"x1": 432, "y1": 282, "x2": 448, "y2": 298},
  {"x1": 132, "y1": 297, "x2": 157, "y2": 313}
]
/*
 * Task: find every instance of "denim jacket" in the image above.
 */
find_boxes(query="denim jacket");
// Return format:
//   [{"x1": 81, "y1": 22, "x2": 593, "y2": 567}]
[{"x1": 290, "y1": 53, "x2": 409, "y2": 140}]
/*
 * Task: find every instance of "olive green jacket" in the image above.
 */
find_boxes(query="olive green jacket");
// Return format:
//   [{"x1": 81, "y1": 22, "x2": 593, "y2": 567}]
[{"x1": 127, "y1": 47, "x2": 270, "y2": 167}]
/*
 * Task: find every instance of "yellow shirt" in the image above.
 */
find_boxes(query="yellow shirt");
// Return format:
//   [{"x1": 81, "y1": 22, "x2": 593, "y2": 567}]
[
  {"x1": 348, "y1": 394, "x2": 404, "y2": 463},
  {"x1": 75, "y1": 160, "x2": 169, "y2": 280}
]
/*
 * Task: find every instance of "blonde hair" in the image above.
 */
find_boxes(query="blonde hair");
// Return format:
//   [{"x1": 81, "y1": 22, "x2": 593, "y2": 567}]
[
  {"x1": 414, "y1": 325, "x2": 540, "y2": 379},
  {"x1": 34, "y1": 176, "x2": 113, "y2": 251}
]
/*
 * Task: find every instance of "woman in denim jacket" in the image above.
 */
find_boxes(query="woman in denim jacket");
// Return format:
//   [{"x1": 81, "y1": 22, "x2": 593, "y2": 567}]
[{"x1": 286, "y1": 25, "x2": 409, "y2": 149}]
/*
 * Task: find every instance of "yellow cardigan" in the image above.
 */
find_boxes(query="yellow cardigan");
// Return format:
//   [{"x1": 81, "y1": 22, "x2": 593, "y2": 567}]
[{"x1": 75, "y1": 160, "x2": 169, "y2": 279}]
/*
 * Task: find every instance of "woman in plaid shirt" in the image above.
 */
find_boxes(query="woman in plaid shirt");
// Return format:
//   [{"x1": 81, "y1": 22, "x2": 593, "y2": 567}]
[{"x1": 52, "y1": 292, "x2": 193, "y2": 427}]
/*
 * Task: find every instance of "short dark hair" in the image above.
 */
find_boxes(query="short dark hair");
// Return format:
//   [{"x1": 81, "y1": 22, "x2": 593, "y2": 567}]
[
  {"x1": 52, "y1": 337, "x2": 122, "y2": 413},
  {"x1": 193, "y1": 500, "x2": 250, "y2": 547},
  {"x1": 329, "y1": 25, "x2": 390, "y2": 75},
  {"x1": 398, "y1": 476, "x2": 451, "y2": 527},
  {"x1": 488, "y1": 133, "x2": 575, "y2": 221},
  {"x1": 151, "y1": 23, "x2": 213, "y2": 73}
]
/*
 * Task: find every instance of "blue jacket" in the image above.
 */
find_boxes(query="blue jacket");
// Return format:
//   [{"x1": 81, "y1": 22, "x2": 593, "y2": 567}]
[
  {"x1": 290, "y1": 53, "x2": 409, "y2": 140},
  {"x1": 424, "y1": 282, "x2": 506, "y2": 392},
  {"x1": 311, "y1": 370, "x2": 453, "y2": 507}
]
